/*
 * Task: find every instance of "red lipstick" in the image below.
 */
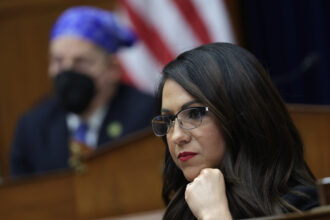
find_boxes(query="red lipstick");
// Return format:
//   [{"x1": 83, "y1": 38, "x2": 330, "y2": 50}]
[{"x1": 178, "y1": 152, "x2": 197, "y2": 162}]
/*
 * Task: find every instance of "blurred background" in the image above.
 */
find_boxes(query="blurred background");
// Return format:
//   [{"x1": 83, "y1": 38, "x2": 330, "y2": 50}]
[
  {"x1": 0, "y1": 0, "x2": 329, "y2": 182},
  {"x1": 0, "y1": 0, "x2": 329, "y2": 219}
]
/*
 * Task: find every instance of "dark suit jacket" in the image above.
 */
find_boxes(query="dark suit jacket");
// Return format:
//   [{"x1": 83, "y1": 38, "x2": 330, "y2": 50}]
[
  {"x1": 283, "y1": 185, "x2": 320, "y2": 211},
  {"x1": 10, "y1": 84, "x2": 155, "y2": 177}
]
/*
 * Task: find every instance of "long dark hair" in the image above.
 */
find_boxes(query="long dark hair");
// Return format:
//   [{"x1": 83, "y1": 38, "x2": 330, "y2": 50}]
[{"x1": 155, "y1": 43, "x2": 316, "y2": 219}]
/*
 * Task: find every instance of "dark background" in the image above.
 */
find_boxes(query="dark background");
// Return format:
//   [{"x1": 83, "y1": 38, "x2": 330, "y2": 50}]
[{"x1": 241, "y1": 0, "x2": 330, "y2": 105}]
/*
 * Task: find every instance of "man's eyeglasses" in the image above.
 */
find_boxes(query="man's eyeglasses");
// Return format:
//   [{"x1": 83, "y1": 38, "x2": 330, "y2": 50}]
[{"x1": 151, "y1": 107, "x2": 209, "y2": 137}]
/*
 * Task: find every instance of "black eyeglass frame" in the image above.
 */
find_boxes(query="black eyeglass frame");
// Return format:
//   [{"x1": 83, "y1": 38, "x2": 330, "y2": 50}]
[{"x1": 151, "y1": 106, "x2": 209, "y2": 137}]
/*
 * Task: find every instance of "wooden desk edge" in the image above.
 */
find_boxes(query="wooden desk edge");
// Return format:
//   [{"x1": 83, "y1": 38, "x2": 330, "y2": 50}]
[{"x1": 247, "y1": 205, "x2": 330, "y2": 220}]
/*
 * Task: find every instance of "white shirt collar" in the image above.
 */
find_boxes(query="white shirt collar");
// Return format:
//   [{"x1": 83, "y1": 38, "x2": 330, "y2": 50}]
[{"x1": 66, "y1": 105, "x2": 108, "y2": 148}]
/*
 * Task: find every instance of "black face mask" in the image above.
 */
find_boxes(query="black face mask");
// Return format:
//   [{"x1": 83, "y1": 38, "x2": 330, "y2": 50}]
[{"x1": 53, "y1": 70, "x2": 96, "y2": 114}]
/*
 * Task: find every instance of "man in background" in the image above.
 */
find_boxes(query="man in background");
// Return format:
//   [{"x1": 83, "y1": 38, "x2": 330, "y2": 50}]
[{"x1": 10, "y1": 6, "x2": 155, "y2": 177}]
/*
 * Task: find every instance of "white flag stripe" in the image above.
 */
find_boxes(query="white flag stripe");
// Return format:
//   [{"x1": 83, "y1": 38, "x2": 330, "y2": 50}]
[
  {"x1": 127, "y1": 0, "x2": 201, "y2": 55},
  {"x1": 117, "y1": 42, "x2": 162, "y2": 94},
  {"x1": 192, "y1": 0, "x2": 236, "y2": 43}
]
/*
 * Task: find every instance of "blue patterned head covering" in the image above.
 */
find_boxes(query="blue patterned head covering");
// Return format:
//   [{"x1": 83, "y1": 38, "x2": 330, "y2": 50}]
[{"x1": 50, "y1": 6, "x2": 137, "y2": 53}]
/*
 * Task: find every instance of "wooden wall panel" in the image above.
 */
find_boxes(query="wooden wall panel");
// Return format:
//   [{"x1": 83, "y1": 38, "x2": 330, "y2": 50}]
[
  {"x1": 74, "y1": 132, "x2": 165, "y2": 219},
  {"x1": 0, "y1": 130, "x2": 165, "y2": 220},
  {"x1": 288, "y1": 105, "x2": 330, "y2": 179},
  {"x1": 0, "y1": 172, "x2": 76, "y2": 219},
  {"x1": 0, "y1": 0, "x2": 115, "y2": 177}
]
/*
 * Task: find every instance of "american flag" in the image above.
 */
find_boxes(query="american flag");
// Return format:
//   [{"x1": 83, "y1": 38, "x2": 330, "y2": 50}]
[{"x1": 116, "y1": 0, "x2": 236, "y2": 94}]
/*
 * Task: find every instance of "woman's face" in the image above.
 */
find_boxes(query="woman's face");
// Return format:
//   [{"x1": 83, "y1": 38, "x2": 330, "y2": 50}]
[{"x1": 162, "y1": 79, "x2": 226, "y2": 181}]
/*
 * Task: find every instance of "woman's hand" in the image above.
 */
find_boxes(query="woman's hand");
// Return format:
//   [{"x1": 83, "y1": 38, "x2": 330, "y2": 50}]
[{"x1": 185, "y1": 168, "x2": 232, "y2": 220}]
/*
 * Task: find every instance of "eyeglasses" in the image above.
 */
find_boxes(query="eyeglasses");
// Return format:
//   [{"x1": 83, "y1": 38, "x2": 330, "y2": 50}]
[{"x1": 151, "y1": 106, "x2": 209, "y2": 137}]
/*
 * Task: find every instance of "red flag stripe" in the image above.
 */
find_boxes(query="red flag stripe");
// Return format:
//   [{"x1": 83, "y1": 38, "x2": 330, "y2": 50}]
[
  {"x1": 120, "y1": 0, "x2": 175, "y2": 66},
  {"x1": 173, "y1": 0, "x2": 212, "y2": 44}
]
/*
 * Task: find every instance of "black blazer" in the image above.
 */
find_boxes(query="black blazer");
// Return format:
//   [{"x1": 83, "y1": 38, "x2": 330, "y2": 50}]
[
  {"x1": 10, "y1": 84, "x2": 155, "y2": 177},
  {"x1": 283, "y1": 185, "x2": 320, "y2": 211}
]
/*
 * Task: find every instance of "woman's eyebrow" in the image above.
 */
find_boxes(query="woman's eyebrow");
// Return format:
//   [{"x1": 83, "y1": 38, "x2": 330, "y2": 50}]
[
  {"x1": 161, "y1": 100, "x2": 200, "y2": 113},
  {"x1": 180, "y1": 100, "x2": 200, "y2": 110}
]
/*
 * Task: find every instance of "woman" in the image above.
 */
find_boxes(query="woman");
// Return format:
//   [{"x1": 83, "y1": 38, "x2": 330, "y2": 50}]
[{"x1": 151, "y1": 43, "x2": 319, "y2": 219}]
